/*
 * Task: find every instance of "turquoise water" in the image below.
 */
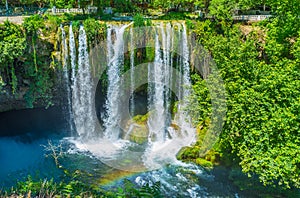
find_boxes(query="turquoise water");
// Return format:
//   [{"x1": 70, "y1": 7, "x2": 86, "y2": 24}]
[
  {"x1": 1, "y1": 108, "x2": 293, "y2": 197},
  {"x1": 0, "y1": 134, "x2": 243, "y2": 197},
  {"x1": 2, "y1": 134, "x2": 298, "y2": 197}
]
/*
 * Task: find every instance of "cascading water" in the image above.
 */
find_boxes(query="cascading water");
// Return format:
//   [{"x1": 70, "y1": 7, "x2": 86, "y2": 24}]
[
  {"x1": 60, "y1": 25, "x2": 73, "y2": 132},
  {"x1": 181, "y1": 24, "x2": 191, "y2": 104},
  {"x1": 130, "y1": 27, "x2": 135, "y2": 116},
  {"x1": 165, "y1": 23, "x2": 172, "y2": 127},
  {"x1": 142, "y1": 23, "x2": 195, "y2": 169},
  {"x1": 175, "y1": 24, "x2": 193, "y2": 128},
  {"x1": 104, "y1": 25, "x2": 129, "y2": 140},
  {"x1": 69, "y1": 24, "x2": 77, "y2": 136},
  {"x1": 71, "y1": 25, "x2": 95, "y2": 138},
  {"x1": 161, "y1": 23, "x2": 172, "y2": 125},
  {"x1": 65, "y1": 22, "x2": 195, "y2": 171},
  {"x1": 69, "y1": 24, "x2": 76, "y2": 81},
  {"x1": 147, "y1": 32, "x2": 166, "y2": 143}
]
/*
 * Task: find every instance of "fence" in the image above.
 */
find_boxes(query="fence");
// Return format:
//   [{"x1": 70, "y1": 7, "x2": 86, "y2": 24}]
[
  {"x1": 232, "y1": 15, "x2": 272, "y2": 21},
  {"x1": 0, "y1": 6, "x2": 98, "y2": 16},
  {"x1": 0, "y1": 6, "x2": 42, "y2": 16},
  {"x1": 51, "y1": 7, "x2": 98, "y2": 14}
]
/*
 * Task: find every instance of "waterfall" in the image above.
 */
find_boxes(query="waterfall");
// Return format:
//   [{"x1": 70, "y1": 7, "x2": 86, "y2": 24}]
[
  {"x1": 176, "y1": 24, "x2": 183, "y2": 104},
  {"x1": 130, "y1": 27, "x2": 135, "y2": 116},
  {"x1": 66, "y1": 22, "x2": 195, "y2": 171},
  {"x1": 176, "y1": 24, "x2": 192, "y2": 125},
  {"x1": 60, "y1": 25, "x2": 73, "y2": 132},
  {"x1": 164, "y1": 23, "x2": 172, "y2": 130},
  {"x1": 69, "y1": 24, "x2": 77, "y2": 136},
  {"x1": 143, "y1": 23, "x2": 195, "y2": 169},
  {"x1": 181, "y1": 24, "x2": 191, "y2": 102},
  {"x1": 69, "y1": 24, "x2": 77, "y2": 108},
  {"x1": 147, "y1": 31, "x2": 166, "y2": 143},
  {"x1": 104, "y1": 24, "x2": 129, "y2": 140},
  {"x1": 71, "y1": 25, "x2": 95, "y2": 138},
  {"x1": 147, "y1": 23, "x2": 175, "y2": 143}
]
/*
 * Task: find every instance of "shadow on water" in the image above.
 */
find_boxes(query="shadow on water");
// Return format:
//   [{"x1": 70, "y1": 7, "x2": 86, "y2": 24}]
[
  {"x1": 0, "y1": 107, "x2": 68, "y2": 140},
  {"x1": 0, "y1": 107, "x2": 68, "y2": 187},
  {"x1": 0, "y1": 107, "x2": 298, "y2": 197}
]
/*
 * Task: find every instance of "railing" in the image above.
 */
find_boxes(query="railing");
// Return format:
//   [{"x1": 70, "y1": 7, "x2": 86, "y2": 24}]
[
  {"x1": 52, "y1": 8, "x2": 82, "y2": 14},
  {"x1": 0, "y1": 6, "x2": 98, "y2": 16},
  {"x1": 0, "y1": 6, "x2": 43, "y2": 16},
  {"x1": 233, "y1": 15, "x2": 272, "y2": 21},
  {"x1": 194, "y1": 12, "x2": 273, "y2": 21},
  {"x1": 51, "y1": 7, "x2": 98, "y2": 14}
]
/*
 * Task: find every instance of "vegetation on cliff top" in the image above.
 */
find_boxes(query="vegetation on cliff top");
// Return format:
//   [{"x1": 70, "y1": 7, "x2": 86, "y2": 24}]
[
  {"x1": 0, "y1": 14, "x2": 106, "y2": 108},
  {"x1": 181, "y1": 3, "x2": 300, "y2": 189}
]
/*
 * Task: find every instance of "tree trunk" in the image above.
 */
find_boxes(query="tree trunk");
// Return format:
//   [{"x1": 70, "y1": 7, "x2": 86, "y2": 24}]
[{"x1": 205, "y1": 0, "x2": 210, "y2": 15}]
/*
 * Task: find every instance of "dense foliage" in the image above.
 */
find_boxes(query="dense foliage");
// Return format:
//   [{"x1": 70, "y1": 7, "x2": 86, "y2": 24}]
[
  {"x1": 0, "y1": 21, "x2": 25, "y2": 94},
  {"x1": 0, "y1": 14, "x2": 106, "y2": 108},
  {"x1": 0, "y1": 0, "x2": 282, "y2": 16},
  {"x1": 182, "y1": 1, "x2": 300, "y2": 189},
  {"x1": 2, "y1": 176, "x2": 161, "y2": 197}
]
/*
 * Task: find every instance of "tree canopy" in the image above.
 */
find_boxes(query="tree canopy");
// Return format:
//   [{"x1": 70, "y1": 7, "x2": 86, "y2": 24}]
[{"x1": 183, "y1": 0, "x2": 300, "y2": 188}]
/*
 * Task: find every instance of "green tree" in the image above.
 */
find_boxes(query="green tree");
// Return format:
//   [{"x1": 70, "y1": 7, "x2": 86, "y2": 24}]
[
  {"x1": 209, "y1": 0, "x2": 235, "y2": 20},
  {"x1": 113, "y1": 0, "x2": 135, "y2": 12},
  {"x1": 23, "y1": 15, "x2": 45, "y2": 72},
  {"x1": 0, "y1": 21, "x2": 26, "y2": 94},
  {"x1": 34, "y1": 0, "x2": 50, "y2": 8},
  {"x1": 79, "y1": 0, "x2": 92, "y2": 14},
  {"x1": 94, "y1": 0, "x2": 110, "y2": 14},
  {"x1": 50, "y1": 0, "x2": 76, "y2": 8},
  {"x1": 237, "y1": 0, "x2": 268, "y2": 10},
  {"x1": 152, "y1": 0, "x2": 206, "y2": 12},
  {"x1": 187, "y1": 15, "x2": 300, "y2": 188}
]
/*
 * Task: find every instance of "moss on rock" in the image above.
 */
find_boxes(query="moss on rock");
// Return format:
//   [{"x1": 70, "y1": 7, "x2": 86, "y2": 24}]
[
  {"x1": 195, "y1": 158, "x2": 213, "y2": 169},
  {"x1": 132, "y1": 113, "x2": 149, "y2": 124},
  {"x1": 128, "y1": 123, "x2": 149, "y2": 144}
]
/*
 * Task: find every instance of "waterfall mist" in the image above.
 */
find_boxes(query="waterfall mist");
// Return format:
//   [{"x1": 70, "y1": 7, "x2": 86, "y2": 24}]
[{"x1": 61, "y1": 22, "x2": 196, "y2": 171}]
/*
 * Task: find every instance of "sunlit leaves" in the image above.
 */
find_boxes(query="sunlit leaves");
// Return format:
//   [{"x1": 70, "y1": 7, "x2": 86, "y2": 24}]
[
  {"x1": 209, "y1": 0, "x2": 235, "y2": 20},
  {"x1": 23, "y1": 14, "x2": 45, "y2": 36},
  {"x1": 0, "y1": 21, "x2": 26, "y2": 94},
  {"x1": 82, "y1": 18, "x2": 106, "y2": 45},
  {"x1": 0, "y1": 21, "x2": 26, "y2": 66},
  {"x1": 189, "y1": 18, "x2": 300, "y2": 188}
]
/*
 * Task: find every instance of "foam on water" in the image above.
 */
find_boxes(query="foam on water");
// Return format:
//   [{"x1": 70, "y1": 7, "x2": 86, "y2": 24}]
[{"x1": 65, "y1": 22, "x2": 196, "y2": 171}]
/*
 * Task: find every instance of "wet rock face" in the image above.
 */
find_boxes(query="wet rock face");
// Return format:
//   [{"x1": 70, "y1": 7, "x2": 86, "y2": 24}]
[
  {"x1": 0, "y1": 73, "x2": 62, "y2": 112},
  {"x1": 0, "y1": 80, "x2": 63, "y2": 113},
  {"x1": 123, "y1": 118, "x2": 149, "y2": 144},
  {"x1": 128, "y1": 123, "x2": 149, "y2": 144},
  {"x1": 0, "y1": 91, "x2": 27, "y2": 112}
]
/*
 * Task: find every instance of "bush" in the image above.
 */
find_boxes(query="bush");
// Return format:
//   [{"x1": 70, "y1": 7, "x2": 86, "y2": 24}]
[
  {"x1": 83, "y1": 18, "x2": 107, "y2": 45},
  {"x1": 195, "y1": 158, "x2": 213, "y2": 168},
  {"x1": 133, "y1": 14, "x2": 145, "y2": 27},
  {"x1": 23, "y1": 15, "x2": 45, "y2": 36},
  {"x1": 3, "y1": 176, "x2": 162, "y2": 198}
]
